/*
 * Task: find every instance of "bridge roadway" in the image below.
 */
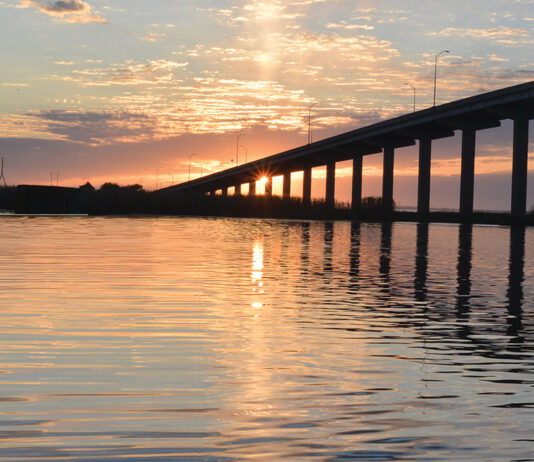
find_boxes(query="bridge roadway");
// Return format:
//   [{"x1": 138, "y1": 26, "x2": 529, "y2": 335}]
[{"x1": 160, "y1": 81, "x2": 534, "y2": 217}]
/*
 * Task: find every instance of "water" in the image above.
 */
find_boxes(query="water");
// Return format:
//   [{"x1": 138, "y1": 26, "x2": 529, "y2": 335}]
[{"x1": 0, "y1": 217, "x2": 533, "y2": 461}]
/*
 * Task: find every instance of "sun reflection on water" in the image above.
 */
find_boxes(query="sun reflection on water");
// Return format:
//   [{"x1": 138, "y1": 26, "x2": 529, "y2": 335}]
[{"x1": 251, "y1": 239, "x2": 264, "y2": 309}]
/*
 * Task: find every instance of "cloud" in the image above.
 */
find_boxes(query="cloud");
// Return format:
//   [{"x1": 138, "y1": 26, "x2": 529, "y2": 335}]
[
  {"x1": 2, "y1": 82, "x2": 30, "y2": 87},
  {"x1": 0, "y1": 78, "x2": 384, "y2": 146},
  {"x1": 326, "y1": 22, "x2": 375, "y2": 30},
  {"x1": 141, "y1": 32, "x2": 166, "y2": 43},
  {"x1": 4, "y1": 110, "x2": 157, "y2": 145},
  {"x1": 59, "y1": 59, "x2": 189, "y2": 86},
  {"x1": 18, "y1": 0, "x2": 106, "y2": 23},
  {"x1": 429, "y1": 26, "x2": 532, "y2": 44}
]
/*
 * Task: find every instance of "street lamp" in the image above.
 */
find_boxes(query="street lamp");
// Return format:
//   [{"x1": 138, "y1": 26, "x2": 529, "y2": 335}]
[
  {"x1": 240, "y1": 144, "x2": 248, "y2": 164},
  {"x1": 156, "y1": 166, "x2": 164, "y2": 189},
  {"x1": 405, "y1": 83, "x2": 416, "y2": 112},
  {"x1": 433, "y1": 50, "x2": 449, "y2": 107},
  {"x1": 188, "y1": 153, "x2": 197, "y2": 181},
  {"x1": 236, "y1": 133, "x2": 246, "y2": 166},
  {"x1": 308, "y1": 103, "x2": 317, "y2": 144}
]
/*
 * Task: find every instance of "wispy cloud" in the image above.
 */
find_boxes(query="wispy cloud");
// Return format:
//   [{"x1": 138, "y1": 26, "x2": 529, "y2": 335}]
[
  {"x1": 18, "y1": 0, "x2": 106, "y2": 23},
  {"x1": 326, "y1": 22, "x2": 375, "y2": 30},
  {"x1": 429, "y1": 26, "x2": 532, "y2": 44},
  {"x1": 141, "y1": 32, "x2": 167, "y2": 43},
  {"x1": 59, "y1": 59, "x2": 189, "y2": 86},
  {"x1": 2, "y1": 82, "x2": 30, "y2": 87}
]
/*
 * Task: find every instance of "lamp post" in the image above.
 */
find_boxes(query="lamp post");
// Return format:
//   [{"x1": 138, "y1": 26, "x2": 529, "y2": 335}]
[
  {"x1": 433, "y1": 50, "x2": 449, "y2": 107},
  {"x1": 240, "y1": 144, "x2": 248, "y2": 163},
  {"x1": 308, "y1": 103, "x2": 317, "y2": 144},
  {"x1": 0, "y1": 157, "x2": 6, "y2": 187},
  {"x1": 236, "y1": 133, "x2": 246, "y2": 166},
  {"x1": 156, "y1": 166, "x2": 164, "y2": 189},
  {"x1": 405, "y1": 83, "x2": 416, "y2": 112},
  {"x1": 188, "y1": 153, "x2": 197, "y2": 181}
]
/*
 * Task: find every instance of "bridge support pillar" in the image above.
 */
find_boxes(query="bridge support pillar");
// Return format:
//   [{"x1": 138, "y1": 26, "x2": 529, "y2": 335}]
[
  {"x1": 511, "y1": 117, "x2": 529, "y2": 218},
  {"x1": 235, "y1": 184, "x2": 242, "y2": 196},
  {"x1": 249, "y1": 180, "x2": 256, "y2": 196},
  {"x1": 283, "y1": 172, "x2": 291, "y2": 199},
  {"x1": 352, "y1": 156, "x2": 363, "y2": 211},
  {"x1": 265, "y1": 177, "x2": 273, "y2": 196},
  {"x1": 417, "y1": 137, "x2": 432, "y2": 215},
  {"x1": 382, "y1": 147, "x2": 394, "y2": 215},
  {"x1": 326, "y1": 161, "x2": 336, "y2": 207},
  {"x1": 303, "y1": 167, "x2": 312, "y2": 205},
  {"x1": 459, "y1": 128, "x2": 476, "y2": 216},
  {"x1": 221, "y1": 187, "x2": 228, "y2": 197}
]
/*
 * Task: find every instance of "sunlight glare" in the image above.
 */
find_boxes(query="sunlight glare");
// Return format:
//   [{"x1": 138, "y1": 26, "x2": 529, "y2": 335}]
[{"x1": 251, "y1": 239, "x2": 264, "y2": 310}]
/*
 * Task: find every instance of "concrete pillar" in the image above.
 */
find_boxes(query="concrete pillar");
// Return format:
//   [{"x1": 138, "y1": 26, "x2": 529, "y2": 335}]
[
  {"x1": 511, "y1": 117, "x2": 529, "y2": 218},
  {"x1": 382, "y1": 146, "x2": 394, "y2": 214},
  {"x1": 235, "y1": 183, "x2": 242, "y2": 196},
  {"x1": 265, "y1": 177, "x2": 273, "y2": 196},
  {"x1": 249, "y1": 180, "x2": 256, "y2": 196},
  {"x1": 303, "y1": 167, "x2": 312, "y2": 205},
  {"x1": 326, "y1": 161, "x2": 336, "y2": 207},
  {"x1": 352, "y1": 156, "x2": 363, "y2": 211},
  {"x1": 459, "y1": 128, "x2": 476, "y2": 216},
  {"x1": 283, "y1": 172, "x2": 291, "y2": 199},
  {"x1": 221, "y1": 187, "x2": 228, "y2": 197},
  {"x1": 417, "y1": 137, "x2": 432, "y2": 215}
]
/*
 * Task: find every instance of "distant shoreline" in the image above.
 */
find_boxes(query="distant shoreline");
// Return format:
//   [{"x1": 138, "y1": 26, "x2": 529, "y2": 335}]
[
  {"x1": 2, "y1": 184, "x2": 534, "y2": 226},
  {"x1": 2, "y1": 210, "x2": 534, "y2": 227}
]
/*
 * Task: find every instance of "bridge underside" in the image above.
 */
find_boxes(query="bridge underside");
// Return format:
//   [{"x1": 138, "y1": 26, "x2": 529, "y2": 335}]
[{"x1": 160, "y1": 81, "x2": 534, "y2": 218}]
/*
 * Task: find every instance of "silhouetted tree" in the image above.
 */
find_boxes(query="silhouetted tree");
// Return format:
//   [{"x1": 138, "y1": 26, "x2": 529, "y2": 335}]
[
  {"x1": 122, "y1": 184, "x2": 144, "y2": 192},
  {"x1": 99, "y1": 182, "x2": 121, "y2": 192},
  {"x1": 79, "y1": 181, "x2": 95, "y2": 192}
]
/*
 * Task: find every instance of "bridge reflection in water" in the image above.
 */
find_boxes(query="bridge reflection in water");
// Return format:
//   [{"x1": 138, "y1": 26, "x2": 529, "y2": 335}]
[{"x1": 289, "y1": 221, "x2": 530, "y2": 357}]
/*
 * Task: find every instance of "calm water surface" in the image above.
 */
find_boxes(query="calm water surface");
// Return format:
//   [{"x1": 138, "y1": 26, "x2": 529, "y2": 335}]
[{"x1": 0, "y1": 217, "x2": 533, "y2": 461}]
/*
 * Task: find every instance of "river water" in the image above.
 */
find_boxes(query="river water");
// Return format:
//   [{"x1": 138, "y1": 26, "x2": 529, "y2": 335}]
[{"x1": 0, "y1": 217, "x2": 533, "y2": 461}]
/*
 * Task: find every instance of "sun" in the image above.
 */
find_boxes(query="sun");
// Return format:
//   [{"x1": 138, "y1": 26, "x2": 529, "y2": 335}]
[{"x1": 259, "y1": 176, "x2": 268, "y2": 184}]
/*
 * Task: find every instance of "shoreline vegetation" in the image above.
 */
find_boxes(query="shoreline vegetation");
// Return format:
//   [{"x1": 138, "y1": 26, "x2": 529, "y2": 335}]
[{"x1": 2, "y1": 182, "x2": 534, "y2": 225}]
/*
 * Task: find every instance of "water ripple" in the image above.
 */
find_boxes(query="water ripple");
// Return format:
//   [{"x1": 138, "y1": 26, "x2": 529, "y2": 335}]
[{"x1": 1, "y1": 218, "x2": 533, "y2": 461}]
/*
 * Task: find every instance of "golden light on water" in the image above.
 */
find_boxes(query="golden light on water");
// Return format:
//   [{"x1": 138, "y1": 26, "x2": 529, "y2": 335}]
[
  {"x1": 251, "y1": 239, "x2": 264, "y2": 309},
  {"x1": 251, "y1": 238, "x2": 264, "y2": 283}
]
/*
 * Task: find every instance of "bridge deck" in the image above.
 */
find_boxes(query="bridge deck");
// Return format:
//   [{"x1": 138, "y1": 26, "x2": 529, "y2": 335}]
[{"x1": 161, "y1": 81, "x2": 534, "y2": 193}]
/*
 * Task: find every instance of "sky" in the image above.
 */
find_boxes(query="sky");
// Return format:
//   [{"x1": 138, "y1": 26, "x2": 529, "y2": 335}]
[{"x1": 1, "y1": 0, "x2": 534, "y2": 210}]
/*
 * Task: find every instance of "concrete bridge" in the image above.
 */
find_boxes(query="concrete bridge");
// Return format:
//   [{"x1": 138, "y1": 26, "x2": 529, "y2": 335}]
[{"x1": 161, "y1": 81, "x2": 534, "y2": 218}]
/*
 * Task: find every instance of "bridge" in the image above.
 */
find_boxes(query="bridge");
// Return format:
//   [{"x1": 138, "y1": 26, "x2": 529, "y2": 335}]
[{"x1": 161, "y1": 81, "x2": 534, "y2": 218}]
